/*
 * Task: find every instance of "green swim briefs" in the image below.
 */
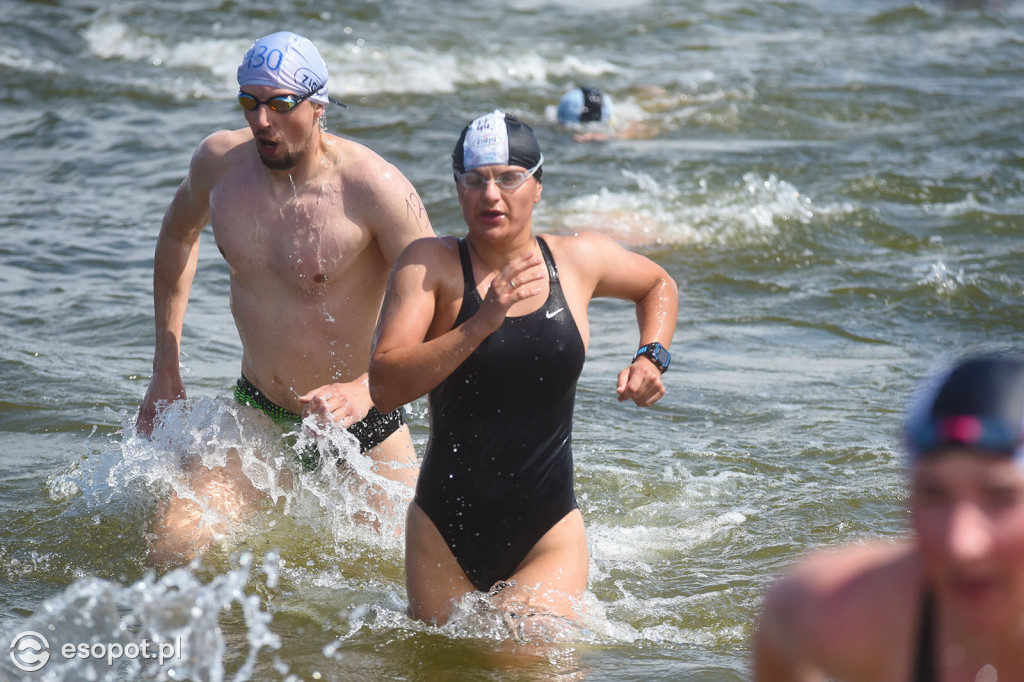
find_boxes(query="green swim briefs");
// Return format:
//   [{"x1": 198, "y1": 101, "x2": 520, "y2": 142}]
[{"x1": 233, "y1": 375, "x2": 405, "y2": 470}]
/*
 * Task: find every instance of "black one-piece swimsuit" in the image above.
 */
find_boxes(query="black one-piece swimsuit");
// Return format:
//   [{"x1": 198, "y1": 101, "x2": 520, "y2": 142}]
[{"x1": 414, "y1": 236, "x2": 586, "y2": 592}]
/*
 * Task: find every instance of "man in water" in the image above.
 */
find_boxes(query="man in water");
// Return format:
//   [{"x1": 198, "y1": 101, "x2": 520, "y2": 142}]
[
  {"x1": 754, "y1": 353, "x2": 1024, "y2": 681},
  {"x1": 136, "y1": 31, "x2": 434, "y2": 562}
]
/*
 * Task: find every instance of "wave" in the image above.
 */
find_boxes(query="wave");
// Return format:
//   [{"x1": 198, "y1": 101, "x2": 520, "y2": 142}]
[{"x1": 79, "y1": 15, "x2": 621, "y2": 99}]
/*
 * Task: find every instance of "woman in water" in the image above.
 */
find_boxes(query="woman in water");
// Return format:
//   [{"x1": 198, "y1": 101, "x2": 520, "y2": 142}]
[{"x1": 369, "y1": 110, "x2": 678, "y2": 626}]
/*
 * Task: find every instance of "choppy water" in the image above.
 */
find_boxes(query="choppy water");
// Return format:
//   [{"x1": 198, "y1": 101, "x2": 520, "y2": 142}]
[{"x1": 2, "y1": 0, "x2": 1023, "y2": 679}]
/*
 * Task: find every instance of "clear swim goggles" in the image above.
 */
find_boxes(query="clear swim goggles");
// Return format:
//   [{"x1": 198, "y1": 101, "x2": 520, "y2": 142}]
[{"x1": 455, "y1": 155, "x2": 543, "y2": 192}]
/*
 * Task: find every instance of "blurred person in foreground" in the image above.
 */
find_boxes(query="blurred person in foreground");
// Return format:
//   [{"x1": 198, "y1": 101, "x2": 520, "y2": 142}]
[
  {"x1": 754, "y1": 353, "x2": 1024, "y2": 681},
  {"x1": 136, "y1": 31, "x2": 434, "y2": 563},
  {"x1": 369, "y1": 110, "x2": 678, "y2": 628}
]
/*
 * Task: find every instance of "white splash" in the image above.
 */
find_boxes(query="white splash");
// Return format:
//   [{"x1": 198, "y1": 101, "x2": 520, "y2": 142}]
[
  {"x1": 553, "y1": 170, "x2": 824, "y2": 247},
  {"x1": 0, "y1": 552, "x2": 279, "y2": 681}
]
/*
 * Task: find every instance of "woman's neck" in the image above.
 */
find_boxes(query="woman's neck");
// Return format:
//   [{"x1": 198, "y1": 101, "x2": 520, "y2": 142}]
[{"x1": 465, "y1": 233, "x2": 537, "y2": 273}]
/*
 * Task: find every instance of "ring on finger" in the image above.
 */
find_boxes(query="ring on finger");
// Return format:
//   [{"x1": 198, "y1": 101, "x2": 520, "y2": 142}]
[{"x1": 510, "y1": 278, "x2": 518, "y2": 289}]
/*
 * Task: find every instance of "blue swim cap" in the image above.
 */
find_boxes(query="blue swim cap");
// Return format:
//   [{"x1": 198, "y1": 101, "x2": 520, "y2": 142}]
[
  {"x1": 904, "y1": 354, "x2": 1024, "y2": 463},
  {"x1": 452, "y1": 110, "x2": 543, "y2": 181},
  {"x1": 237, "y1": 32, "x2": 332, "y2": 106},
  {"x1": 557, "y1": 87, "x2": 613, "y2": 125}
]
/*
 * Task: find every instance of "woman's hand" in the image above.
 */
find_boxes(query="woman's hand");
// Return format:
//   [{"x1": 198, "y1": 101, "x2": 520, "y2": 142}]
[{"x1": 476, "y1": 251, "x2": 545, "y2": 332}]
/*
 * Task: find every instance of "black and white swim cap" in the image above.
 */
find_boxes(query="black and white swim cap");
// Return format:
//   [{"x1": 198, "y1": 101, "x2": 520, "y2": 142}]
[
  {"x1": 452, "y1": 110, "x2": 543, "y2": 181},
  {"x1": 904, "y1": 354, "x2": 1024, "y2": 463},
  {"x1": 557, "y1": 87, "x2": 613, "y2": 125}
]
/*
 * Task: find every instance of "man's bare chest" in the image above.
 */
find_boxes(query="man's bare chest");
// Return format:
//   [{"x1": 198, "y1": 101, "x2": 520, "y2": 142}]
[{"x1": 210, "y1": 181, "x2": 370, "y2": 286}]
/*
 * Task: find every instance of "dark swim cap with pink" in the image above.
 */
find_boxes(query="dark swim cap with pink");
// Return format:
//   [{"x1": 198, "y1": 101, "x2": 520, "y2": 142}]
[
  {"x1": 452, "y1": 110, "x2": 543, "y2": 181},
  {"x1": 904, "y1": 354, "x2": 1024, "y2": 464}
]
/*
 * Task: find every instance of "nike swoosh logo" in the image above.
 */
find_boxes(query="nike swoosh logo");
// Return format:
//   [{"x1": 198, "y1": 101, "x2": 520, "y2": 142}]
[{"x1": 546, "y1": 308, "x2": 564, "y2": 319}]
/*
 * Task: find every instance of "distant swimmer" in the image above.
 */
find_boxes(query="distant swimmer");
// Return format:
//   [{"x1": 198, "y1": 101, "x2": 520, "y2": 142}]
[
  {"x1": 369, "y1": 110, "x2": 678, "y2": 629},
  {"x1": 552, "y1": 86, "x2": 654, "y2": 142},
  {"x1": 136, "y1": 31, "x2": 434, "y2": 563},
  {"x1": 754, "y1": 353, "x2": 1024, "y2": 682}
]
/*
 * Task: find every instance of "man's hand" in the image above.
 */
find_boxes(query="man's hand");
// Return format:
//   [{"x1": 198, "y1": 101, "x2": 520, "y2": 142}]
[
  {"x1": 616, "y1": 357, "x2": 666, "y2": 407},
  {"x1": 299, "y1": 378, "x2": 374, "y2": 428},
  {"x1": 136, "y1": 373, "x2": 187, "y2": 437}
]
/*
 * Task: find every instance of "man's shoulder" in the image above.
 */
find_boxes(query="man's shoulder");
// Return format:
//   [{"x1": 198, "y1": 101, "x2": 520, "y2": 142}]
[
  {"x1": 323, "y1": 133, "x2": 398, "y2": 177},
  {"x1": 323, "y1": 135, "x2": 420, "y2": 212},
  {"x1": 189, "y1": 128, "x2": 252, "y2": 177},
  {"x1": 196, "y1": 128, "x2": 252, "y2": 156}
]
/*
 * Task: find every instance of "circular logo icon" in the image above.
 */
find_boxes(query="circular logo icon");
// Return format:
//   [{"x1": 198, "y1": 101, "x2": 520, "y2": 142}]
[
  {"x1": 9, "y1": 631, "x2": 50, "y2": 672},
  {"x1": 295, "y1": 68, "x2": 324, "y2": 95}
]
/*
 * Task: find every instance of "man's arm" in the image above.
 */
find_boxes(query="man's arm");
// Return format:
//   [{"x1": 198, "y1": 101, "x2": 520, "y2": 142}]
[
  {"x1": 136, "y1": 139, "x2": 218, "y2": 435},
  {"x1": 349, "y1": 151, "x2": 436, "y2": 266},
  {"x1": 370, "y1": 161, "x2": 435, "y2": 265}
]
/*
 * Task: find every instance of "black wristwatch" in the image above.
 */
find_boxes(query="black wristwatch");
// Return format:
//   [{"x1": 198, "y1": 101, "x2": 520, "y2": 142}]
[{"x1": 634, "y1": 342, "x2": 671, "y2": 373}]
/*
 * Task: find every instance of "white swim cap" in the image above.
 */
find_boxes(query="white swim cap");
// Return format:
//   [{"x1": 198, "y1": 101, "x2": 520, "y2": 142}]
[
  {"x1": 557, "y1": 87, "x2": 613, "y2": 125},
  {"x1": 237, "y1": 31, "x2": 331, "y2": 106}
]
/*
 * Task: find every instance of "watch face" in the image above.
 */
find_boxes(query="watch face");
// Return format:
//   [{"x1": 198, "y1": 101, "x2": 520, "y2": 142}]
[{"x1": 638, "y1": 343, "x2": 670, "y2": 371}]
